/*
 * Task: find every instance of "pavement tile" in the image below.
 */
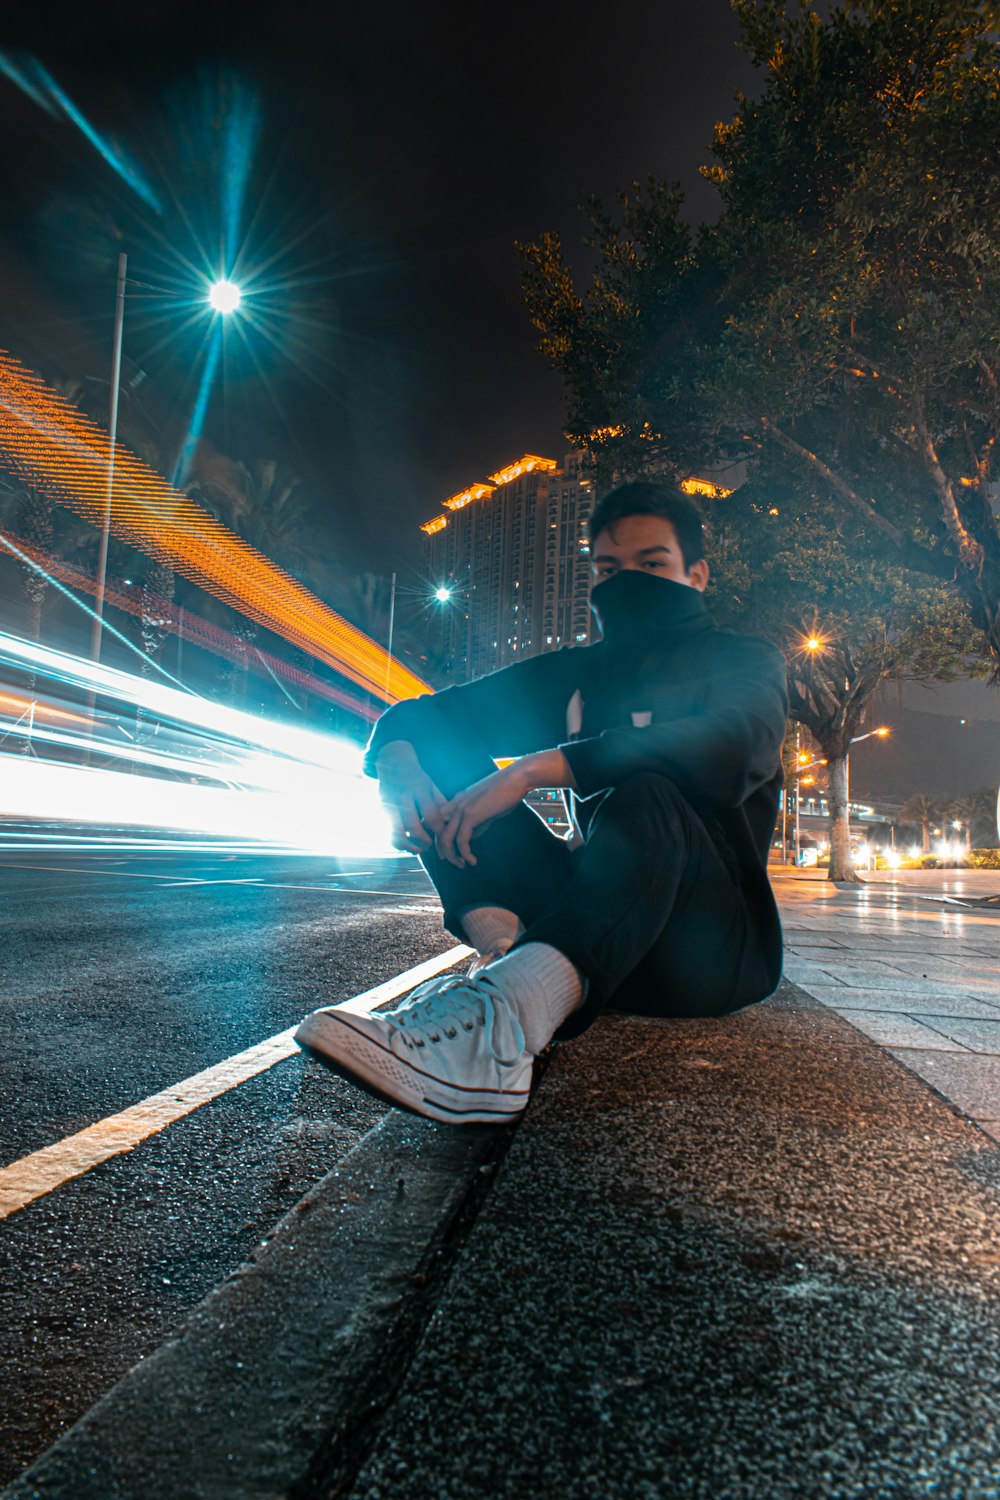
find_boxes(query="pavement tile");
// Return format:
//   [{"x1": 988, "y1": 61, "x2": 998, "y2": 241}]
[
  {"x1": 919, "y1": 1017, "x2": 1000, "y2": 1055},
  {"x1": 783, "y1": 944, "x2": 849, "y2": 956},
  {"x1": 800, "y1": 987, "x2": 1000, "y2": 1020},
  {"x1": 828, "y1": 1009, "x2": 969, "y2": 1051},
  {"x1": 810, "y1": 966, "x2": 981, "y2": 994},
  {"x1": 879, "y1": 961, "x2": 1000, "y2": 981},
  {"x1": 888, "y1": 1048, "x2": 1000, "y2": 1120}
]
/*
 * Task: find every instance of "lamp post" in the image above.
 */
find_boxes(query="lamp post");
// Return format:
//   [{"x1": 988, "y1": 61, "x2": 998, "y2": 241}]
[
  {"x1": 845, "y1": 726, "x2": 890, "y2": 846},
  {"x1": 89, "y1": 265, "x2": 244, "y2": 670},
  {"x1": 793, "y1": 754, "x2": 826, "y2": 865},
  {"x1": 89, "y1": 251, "x2": 128, "y2": 669}
]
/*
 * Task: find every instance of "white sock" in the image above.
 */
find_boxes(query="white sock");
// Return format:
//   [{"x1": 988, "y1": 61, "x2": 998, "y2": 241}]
[
  {"x1": 483, "y1": 942, "x2": 585, "y2": 1055},
  {"x1": 459, "y1": 905, "x2": 524, "y2": 958}
]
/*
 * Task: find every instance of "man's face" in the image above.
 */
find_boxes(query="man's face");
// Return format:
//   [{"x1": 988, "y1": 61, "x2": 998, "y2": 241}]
[{"x1": 591, "y1": 514, "x2": 709, "y2": 592}]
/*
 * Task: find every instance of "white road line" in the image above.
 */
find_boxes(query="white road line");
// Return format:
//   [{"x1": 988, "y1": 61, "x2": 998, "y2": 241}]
[{"x1": 0, "y1": 943, "x2": 472, "y2": 1223}]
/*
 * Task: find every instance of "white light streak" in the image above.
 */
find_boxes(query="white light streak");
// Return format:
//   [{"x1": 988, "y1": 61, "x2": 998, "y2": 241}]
[{"x1": 0, "y1": 629, "x2": 398, "y2": 858}]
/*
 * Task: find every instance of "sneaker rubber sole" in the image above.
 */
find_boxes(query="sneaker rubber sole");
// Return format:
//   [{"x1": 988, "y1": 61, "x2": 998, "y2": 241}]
[{"x1": 295, "y1": 1007, "x2": 531, "y2": 1126}]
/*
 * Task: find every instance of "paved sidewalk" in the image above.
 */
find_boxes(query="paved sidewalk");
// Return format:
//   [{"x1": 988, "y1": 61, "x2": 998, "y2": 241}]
[{"x1": 776, "y1": 868, "x2": 1000, "y2": 1140}]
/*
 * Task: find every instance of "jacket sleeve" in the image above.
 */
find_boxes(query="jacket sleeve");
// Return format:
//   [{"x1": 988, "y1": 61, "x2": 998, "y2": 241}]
[
  {"x1": 559, "y1": 636, "x2": 788, "y2": 809},
  {"x1": 363, "y1": 648, "x2": 579, "y2": 776}
]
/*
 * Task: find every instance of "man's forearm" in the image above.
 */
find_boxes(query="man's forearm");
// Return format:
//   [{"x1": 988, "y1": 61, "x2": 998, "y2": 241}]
[{"x1": 511, "y1": 748, "x2": 577, "y2": 795}]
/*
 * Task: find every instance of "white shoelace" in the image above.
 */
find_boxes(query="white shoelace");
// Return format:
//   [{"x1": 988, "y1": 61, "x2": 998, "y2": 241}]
[{"x1": 385, "y1": 977, "x2": 524, "y2": 1066}]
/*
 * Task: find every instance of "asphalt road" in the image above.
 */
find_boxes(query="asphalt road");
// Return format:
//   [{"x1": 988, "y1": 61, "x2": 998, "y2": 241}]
[{"x1": 0, "y1": 850, "x2": 454, "y2": 1488}]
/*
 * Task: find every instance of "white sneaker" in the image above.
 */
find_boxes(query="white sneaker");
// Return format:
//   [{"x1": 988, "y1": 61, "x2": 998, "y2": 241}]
[{"x1": 294, "y1": 974, "x2": 533, "y2": 1125}]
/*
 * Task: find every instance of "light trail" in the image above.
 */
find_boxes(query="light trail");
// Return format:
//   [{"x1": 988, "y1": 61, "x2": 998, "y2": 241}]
[
  {"x1": 0, "y1": 348, "x2": 428, "y2": 704},
  {"x1": 0, "y1": 630, "x2": 399, "y2": 857},
  {"x1": 0, "y1": 528, "x2": 378, "y2": 721},
  {"x1": 0, "y1": 53, "x2": 162, "y2": 210}
]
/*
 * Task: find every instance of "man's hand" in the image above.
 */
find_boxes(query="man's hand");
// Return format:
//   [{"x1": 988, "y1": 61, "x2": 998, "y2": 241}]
[
  {"x1": 436, "y1": 749, "x2": 576, "y2": 868},
  {"x1": 375, "y1": 740, "x2": 448, "y2": 853}
]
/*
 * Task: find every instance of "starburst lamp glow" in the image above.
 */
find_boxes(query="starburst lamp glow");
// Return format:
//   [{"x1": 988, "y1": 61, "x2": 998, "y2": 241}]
[
  {"x1": 209, "y1": 279, "x2": 242, "y2": 314},
  {"x1": 435, "y1": 587, "x2": 452, "y2": 603}
]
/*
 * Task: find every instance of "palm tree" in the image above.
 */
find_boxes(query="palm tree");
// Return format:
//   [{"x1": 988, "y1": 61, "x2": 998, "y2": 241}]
[
  {"x1": 943, "y1": 793, "x2": 980, "y2": 852},
  {"x1": 900, "y1": 793, "x2": 940, "y2": 854},
  {"x1": 186, "y1": 455, "x2": 311, "y2": 707},
  {"x1": 13, "y1": 486, "x2": 54, "y2": 663}
]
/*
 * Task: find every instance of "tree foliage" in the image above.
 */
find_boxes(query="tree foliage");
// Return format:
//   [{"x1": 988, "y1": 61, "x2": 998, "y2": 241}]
[{"x1": 521, "y1": 0, "x2": 1000, "y2": 664}]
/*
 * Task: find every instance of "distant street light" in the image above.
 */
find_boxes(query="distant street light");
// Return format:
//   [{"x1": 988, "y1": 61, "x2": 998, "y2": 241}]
[
  {"x1": 435, "y1": 586, "x2": 452, "y2": 603},
  {"x1": 208, "y1": 278, "x2": 242, "y2": 314}
]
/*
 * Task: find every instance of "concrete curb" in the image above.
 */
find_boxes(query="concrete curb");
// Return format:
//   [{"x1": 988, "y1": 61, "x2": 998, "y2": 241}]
[{"x1": 3, "y1": 1111, "x2": 510, "y2": 1499}]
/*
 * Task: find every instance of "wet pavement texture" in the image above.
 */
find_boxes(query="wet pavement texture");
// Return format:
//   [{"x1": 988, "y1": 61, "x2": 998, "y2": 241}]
[
  {"x1": 350, "y1": 986, "x2": 1000, "y2": 1500},
  {"x1": 778, "y1": 869, "x2": 1000, "y2": 1142}
]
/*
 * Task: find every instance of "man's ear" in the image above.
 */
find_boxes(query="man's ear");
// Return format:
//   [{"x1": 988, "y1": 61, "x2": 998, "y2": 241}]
[{"x1": 688, "y1": 559, "x2": 710, "y2": 593}]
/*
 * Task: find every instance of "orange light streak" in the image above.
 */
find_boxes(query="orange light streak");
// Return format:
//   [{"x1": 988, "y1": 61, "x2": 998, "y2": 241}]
[
  {"x1": 0, "y1": 350, "x2": 428, "y2": 706},
  {"x1": 0, "y1": 533, "x2": 379, "y2": 722},
  {"x1": 0, "y1": 691, "x2": 91, "y2": 726}
]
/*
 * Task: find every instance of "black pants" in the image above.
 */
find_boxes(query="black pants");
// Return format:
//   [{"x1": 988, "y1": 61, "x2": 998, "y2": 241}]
[{"x1": 410, "y1": 725, "x2": 776, "y2": 1039}]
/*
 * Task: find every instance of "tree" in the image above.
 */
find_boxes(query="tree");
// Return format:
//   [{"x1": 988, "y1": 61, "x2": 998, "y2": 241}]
[
  {"x1": 702, "y1": 0, "x2": 1000, "y2": 663},
  {"x1": 900, "y1": 791, "x2": 939, "y2": 853},
  {"x1": 944, "y1": 788, "x2": 999, "y2": 849},
  {"x1": 521, "y1": 0, "x2": 1000, "y2": 667},
  {"x1": 186, "y1": 454, "x2": 311, "y2": 706},
  {"x1": 706, "y1": 484, "x2": 983, "y2": 879},
  {"x1": 13, "y1": 487, "x2": 54, "y2": 658}
]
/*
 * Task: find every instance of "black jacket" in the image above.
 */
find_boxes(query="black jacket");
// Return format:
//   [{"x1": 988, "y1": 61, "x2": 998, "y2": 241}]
[{"x1": 365, "y1": 584, "x2": 788, "y2": 985}]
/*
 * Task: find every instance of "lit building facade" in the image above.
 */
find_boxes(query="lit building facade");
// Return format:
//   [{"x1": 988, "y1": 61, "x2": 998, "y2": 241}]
[{"x1": 421, "y1": 452, "x2": 594, "y2": 683}]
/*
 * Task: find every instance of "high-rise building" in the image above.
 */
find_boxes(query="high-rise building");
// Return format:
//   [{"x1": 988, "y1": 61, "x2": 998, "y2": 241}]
[{"x1": 421, "y1": 451, "x2": 594, "y2": 683}]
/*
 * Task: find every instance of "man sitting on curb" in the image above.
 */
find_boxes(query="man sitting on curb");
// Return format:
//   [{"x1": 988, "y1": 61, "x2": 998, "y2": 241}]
[{"x1": 296, "y1": 481, "x2": 788, "y2": 1124}]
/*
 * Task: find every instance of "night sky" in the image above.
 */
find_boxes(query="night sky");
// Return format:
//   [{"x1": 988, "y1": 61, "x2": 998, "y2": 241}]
[
  {"x1": 0, "y1": 1, "x2": 997, "y2": 797},
  {"x1": 0, "y1": 0, "x2": 755, "y2": 572}
]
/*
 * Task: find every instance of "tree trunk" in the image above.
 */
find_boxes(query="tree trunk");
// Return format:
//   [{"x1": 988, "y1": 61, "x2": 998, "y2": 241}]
[
  {"x1": 827, "y1": 753, "x2": 858, "y2": 882},
  {"x1": 921, "y1": 817, "x2": 930, "y2": 853},
  {"x1": 20, "y1": 590, "x2": 43, "y2": 691}
]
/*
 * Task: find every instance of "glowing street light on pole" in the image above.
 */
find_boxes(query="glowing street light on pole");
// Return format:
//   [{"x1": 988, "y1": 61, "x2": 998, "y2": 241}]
[
  {"x1": 91, "y1": 267, "x2": 246, "y2": 678},
  {"x1": 845, "y1": 726, "x2": 891, "y2": 846},
  {"x1": 208, "y1": 278, "x2": 242, "y2": 315}
]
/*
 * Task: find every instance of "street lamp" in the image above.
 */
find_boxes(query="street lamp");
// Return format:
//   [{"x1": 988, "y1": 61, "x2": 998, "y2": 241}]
[
  {"x1": 208, "y1": 278, "x2": 242, "y2": 315},
  {"x1": 90, "y1": 262, "x2": 245, "y2": 672},
  {"x1": 792, "y1": 754, "x2": 827, "y2": 865},
  {"x1": 435, "y1": 586, "x2": 452, "y2": 603},
  {"x1": 845, "y1": 726, "x2": 891, "y2": 846}
]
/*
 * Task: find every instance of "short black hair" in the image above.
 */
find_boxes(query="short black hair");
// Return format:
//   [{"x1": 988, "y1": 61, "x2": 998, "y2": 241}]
[{"x1": 587, "y1": 480, "x2": 705, "y2": 570}]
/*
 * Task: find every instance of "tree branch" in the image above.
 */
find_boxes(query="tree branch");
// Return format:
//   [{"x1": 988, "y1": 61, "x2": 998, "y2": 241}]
[
  {"x1": 912, "y1": 403, "x2": 985, "y2": 578},
  {"x1": 761, "y1": 417, "x2": 907, "y2": 545},
  {"x1": 841, "y1": 350, "x2": 909, "y2": 403}
]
